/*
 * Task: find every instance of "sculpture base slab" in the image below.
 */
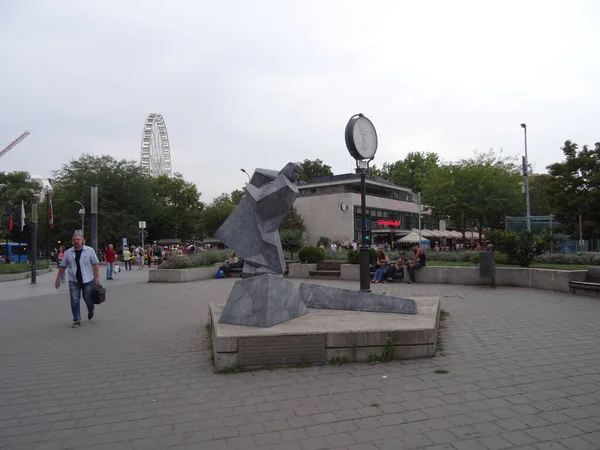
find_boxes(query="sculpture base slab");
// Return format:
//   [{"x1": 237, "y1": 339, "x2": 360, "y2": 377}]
[
  {"x1": 217, "y1": 274, "x2": 307, "y2": 328},
  {"x1": 209, "y1": 297, "x2": 440, "y2": 371},
  {"x1": 299, "y1": 283, "x2": 418, "y2": 314}
]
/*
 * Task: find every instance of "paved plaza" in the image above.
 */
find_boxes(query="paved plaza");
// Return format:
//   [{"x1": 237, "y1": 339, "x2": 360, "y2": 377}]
[{"x1": 1, "y1": 271, "x2": 599, "y2": 450}]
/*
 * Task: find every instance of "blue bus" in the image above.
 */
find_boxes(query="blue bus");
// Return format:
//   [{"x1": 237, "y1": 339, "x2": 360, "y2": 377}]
[{"x1": 0, "y1": 242, "x2": 29, "y2": 263}]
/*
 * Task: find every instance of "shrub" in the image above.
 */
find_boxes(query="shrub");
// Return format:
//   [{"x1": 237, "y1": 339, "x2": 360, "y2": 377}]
[
  {"x1": 323, "y1": 249, "x2": 348, "y2": 261},
  {"x1": 298, "y1": 246, "x2": 325, "y2": 263},
  {"x1": 486, "y1": 230, "x2": 555, "y2": 267},
  {"x1": 158, "y1": 251, "x2": 228, "y2": 269},
  {"x1": 346, "y1": 247, "x2": 378, "y2": 264},
  {"x1": 317, "y1": 237, "x2": 330, "y2": 247},
  {"x1": 280, "y1": 229, "x2": 304, "y2": 260}
]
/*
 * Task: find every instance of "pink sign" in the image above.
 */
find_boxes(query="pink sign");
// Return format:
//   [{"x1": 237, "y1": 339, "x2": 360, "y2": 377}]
[{"x1": 376, "y1": 219, "x2": 401, "y2": 228}]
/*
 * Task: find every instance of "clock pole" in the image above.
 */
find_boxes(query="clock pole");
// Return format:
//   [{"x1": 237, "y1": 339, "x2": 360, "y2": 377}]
[{"x1": 345, "y1": 113, "x2": 378, "y2": 293}]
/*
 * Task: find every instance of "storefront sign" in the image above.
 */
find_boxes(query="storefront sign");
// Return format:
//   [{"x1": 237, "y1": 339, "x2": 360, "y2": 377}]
[{"x1": 376, "y1": 219, "x2": 401, "y2": 227}]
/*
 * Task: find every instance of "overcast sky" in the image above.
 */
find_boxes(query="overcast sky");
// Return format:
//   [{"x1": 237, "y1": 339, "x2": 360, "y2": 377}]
[{"x1": 2, "y1": 0, "x2": 599, "y2": 202}]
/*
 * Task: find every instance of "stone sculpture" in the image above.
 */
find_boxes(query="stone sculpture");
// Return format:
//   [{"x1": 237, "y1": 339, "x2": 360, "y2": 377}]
[
  {"x1": 216, "y1": 162, "x2": 302, "y2": 278},
  {"x1": 215, "y1": 162, "x2": 308, "y2": 328}
]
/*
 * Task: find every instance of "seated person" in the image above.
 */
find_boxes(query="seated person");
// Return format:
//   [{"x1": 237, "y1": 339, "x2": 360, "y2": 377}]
[
  {"x1": 406, "y1": 243, "x2": 426, "y2": 284},
  {"x1": 372, "y1": 249, "x2": 389, "y2": 283},
  {"x1": 218, "y1": 252, "x2": 240, "y2": 277}
]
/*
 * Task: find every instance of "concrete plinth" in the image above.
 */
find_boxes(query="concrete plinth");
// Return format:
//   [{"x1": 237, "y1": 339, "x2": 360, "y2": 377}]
[{"x1": 209, "y1": 296, "x2": 440, "y2": 371}]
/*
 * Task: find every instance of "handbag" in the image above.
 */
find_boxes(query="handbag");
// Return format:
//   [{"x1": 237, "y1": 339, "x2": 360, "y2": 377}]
[{"x1": 93, "y1": 284, "x2": 106, "y2": 305}]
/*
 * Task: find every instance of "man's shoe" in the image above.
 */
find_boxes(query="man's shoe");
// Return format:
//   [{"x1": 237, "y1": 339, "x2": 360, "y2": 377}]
[
  {"x1": 88, "y1": 311, "x2": 94, "y2": 320},
  {"x1": 72, "y1": 321, "x2": 81, "y2": 328}
]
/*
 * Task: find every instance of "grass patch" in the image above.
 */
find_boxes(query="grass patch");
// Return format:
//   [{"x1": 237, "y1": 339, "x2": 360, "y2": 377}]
[
  {"x1": 216, "y1": 365, "x2": 244, "y2": 374},
  {"x1": 0, "y1": 261, "x2": 49, "y2": 274},
  {"x1": 368, "y1": 336, "x2": 394, "y2": 364},
  {"x1": 434, "y1": 369, "x2": 450, "y2": 374},
  {"x1": 328, "y1": 356, "x2": 348, "y2": 366},
  {"x1": 528, "y1": 263, "x2": 589, "y2": 271},
  {"x1": 439, "y1": 310, "x2": 449, "y2": 322}
]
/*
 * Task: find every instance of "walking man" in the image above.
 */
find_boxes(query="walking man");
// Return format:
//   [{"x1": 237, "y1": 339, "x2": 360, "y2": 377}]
[
  {"x1": 55, "y1": 231, "x2": 100, "y2": 328},
  {"x1": 105, "y1": 244, "x2": 116, "y2": 279}
]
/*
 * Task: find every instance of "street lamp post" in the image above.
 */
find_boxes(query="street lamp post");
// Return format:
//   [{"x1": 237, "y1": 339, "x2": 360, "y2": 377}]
[
  {"x1": 240, "y1": 168, "x2": 251, "y2": 182},
  {"x1": 520, "y1": 123, "x2": 532, "y2": 232},
  {"x1": 30, "y1": 202, "x2": 38, "y2": 284},
  {"x1": 74, "y1": 201, "x2": 85, "y2": 237},
  {"x1": 345, "y1": 113, "x2": 378, "y2": 293}
]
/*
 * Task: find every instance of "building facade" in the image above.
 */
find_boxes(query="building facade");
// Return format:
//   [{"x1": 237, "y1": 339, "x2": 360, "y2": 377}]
[{"x1": 294, "y1": 174, "x2": 435, "y2": 246}]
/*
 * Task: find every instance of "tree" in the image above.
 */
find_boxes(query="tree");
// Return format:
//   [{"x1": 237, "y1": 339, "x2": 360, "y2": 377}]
[
  {"x1": 486, "y1": 229, "x2": 554, "y2": 267},
  {"x1": 202, "y1": 193, "x2": 236, "y2": 237},
  {"x1": 149, "y1": 174, "x2": 204, "y2": 241},
  {"x1": 279, "y1": 228, "x2": 303, "y2": 260},
  {"x1": 528, "y1": 174, "x2": 554, "y2": 217},
  {"x1": 0, "y1": 171, "x2": 40, "y2": 249},
  {"x1": 546, "y1": 140, "x2": 600, "y2": 238},
  {"x1": 298, "y1": 159, "x2": 333, "y2": 182},
  {"x1": 280, "y1": 207, "x2": 305, "y2": 231},
  {"x1": 230, "y1": 189, "x2": 244, "y2": 206},
  {"x1": 51, "y1": 154, "x2": 204, "y2": 248},
  {"x1": 375, "y1": 152, "x2": 440, "y2": 193},
  {"x1": 421, "y1": 150, "x2": 523, "y2": 237}
]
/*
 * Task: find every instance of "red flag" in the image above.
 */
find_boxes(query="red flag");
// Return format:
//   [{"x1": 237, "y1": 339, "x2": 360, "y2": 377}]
[
  {"x1": 48, "y1": 196, "x2": 54, "y2": 229},
  {"x1": 6, "y1": 203, "x2": 12, "y2": 231}
]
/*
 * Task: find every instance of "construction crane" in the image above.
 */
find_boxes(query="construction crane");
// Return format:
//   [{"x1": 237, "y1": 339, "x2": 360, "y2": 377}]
[{"x1": 0, "y1": 131, "x2": 30, "y2": 160}]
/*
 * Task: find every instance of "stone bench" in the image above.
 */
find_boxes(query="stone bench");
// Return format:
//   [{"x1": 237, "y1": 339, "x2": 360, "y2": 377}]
[
  {"x1": 569, "y1": 266, "x2": 600, "y2": 298},
  {"x1": 309, "y1": 260, "x2": 343, "y2": 279}
]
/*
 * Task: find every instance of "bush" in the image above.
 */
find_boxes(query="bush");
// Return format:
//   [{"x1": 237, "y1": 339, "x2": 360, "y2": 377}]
[
  {"x1": 317, "y1": 237, "x2": 330, "y2": 247},
  {"x1": 298, "y1": 246, "x2": 325, "y2": 263},
  {"x1": 323, "y1": 249, "x2": 348, "y2": 260},
  {"x1": 158, "y1": 251, "x2": 228, "y2": 269},
  {"x1": 534, "y1": 252, "x2": 599, "y2": 265},
  {"x1": 486, "y1": 230, "x2": 555, "y2": 267},
  {"x1": 347, "y1": 250, "x2": 359, "y2": 264},
  {"x1": 280, "y1": 229, "x2": 304, "y2": 260},
  {"x1": 346, "y1": 247, "x2": 379, "y2": 264}
]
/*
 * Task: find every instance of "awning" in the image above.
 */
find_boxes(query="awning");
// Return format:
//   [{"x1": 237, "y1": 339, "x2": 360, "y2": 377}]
[
  {"x1": 398, "y1": 232, "x2": 430, "y2": 243},
  {"x1": 412, "y1": 228, "x2": 435, "y2": 238},
  {"x1": 449, "y1": 230, "x2": 463, "y2": 238}
]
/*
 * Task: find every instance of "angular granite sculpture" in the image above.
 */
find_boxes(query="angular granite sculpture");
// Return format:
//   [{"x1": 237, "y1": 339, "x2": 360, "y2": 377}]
[{"x1": 215, "y1": 162, "x2": 308, "y2": 327}]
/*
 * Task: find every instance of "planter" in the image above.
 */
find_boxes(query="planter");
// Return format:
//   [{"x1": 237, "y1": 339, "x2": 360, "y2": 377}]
[
  {"x1": 149, "y1": 266, "x2": 218, "y2": 283},
  {"x1": 0, "y1": 268, "x2": 50, "y2": 283},
  {"x1": 334, "y1": 265, "x2": 588, "y2": 294},
  {"x1": 287, "y1": 263, "x2": 317, "y2": 279}
]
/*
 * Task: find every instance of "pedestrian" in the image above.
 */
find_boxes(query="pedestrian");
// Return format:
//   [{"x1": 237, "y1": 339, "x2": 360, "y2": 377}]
[
  {"x1": 54, "y1": 231, "x2": 100, "y2": 328},
  {"x1": 104, "y1": 244, "x2": 117, "y2": 280},
  {"x1": 406, "y1": 243, "x2": 427, "y2": 284},
  {"x1": 122, "y1": 247, "x2": 132, "y2": 270},
  {"x1": 57, "y1": 245, "x2": 66, "y2": 282},
  {"x1": 136, "y1": 246, "x2": 145, "y2": 269}
]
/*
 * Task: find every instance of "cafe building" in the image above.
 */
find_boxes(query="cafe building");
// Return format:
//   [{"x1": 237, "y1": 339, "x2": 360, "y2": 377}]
[{"x1": 294, "y1": 173, "x2": 437, "y2": 246}]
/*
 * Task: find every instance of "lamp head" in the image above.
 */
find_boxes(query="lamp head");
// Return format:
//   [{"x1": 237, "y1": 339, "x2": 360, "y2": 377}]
[{"x1": 520, "y1": 123, "x2": 526, "y2": 129}]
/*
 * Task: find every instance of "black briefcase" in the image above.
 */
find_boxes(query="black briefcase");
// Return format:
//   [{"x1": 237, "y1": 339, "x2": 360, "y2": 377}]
[{"x1": 93, "y1": 284, "x2": 106, "y2": 305}]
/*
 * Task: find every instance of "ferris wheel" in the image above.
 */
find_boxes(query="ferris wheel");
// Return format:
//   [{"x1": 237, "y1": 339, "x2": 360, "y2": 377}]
[{"x1": 140, "y1": 113, "x2": 172, "y2": 177}]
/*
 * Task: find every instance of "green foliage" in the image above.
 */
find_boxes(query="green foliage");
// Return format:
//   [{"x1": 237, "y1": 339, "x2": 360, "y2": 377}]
[
  {"x1": 373, "y1": 151, "x2": 440, "y2": 193},
  {"x1": 298, "y1": 246, "x2": 325, "y2": 263},
  {"x1": 50, "y1": 154, "x2": 204, "y2": 247},
  {"x1": 546, "y1": 140, "x2": 600, "y2": 238},
  {"x1": 535, "y1": 252, "x2": 600, "y2": 266},
  {"x1": 280, "y1": 207, "x2": 306, "y2": 231},
  {"x1": 369, "y1": 247, "x2": 378, "y2": 263},
  {"x1": 347, "y1": 250, "x2": 359, "y2": 264},
  {"x1": 486, "y1": 230, "x2": 555, "y2": 267},
  {"x1": 230, "y1": 189, "x2": 244, "y2": 206},
  {"x1": 0, "y1": 171, "x2": 41, "y2": 243},
  {"x1": 317, "y1": 236, "x2": 330, "y2": 247},
  {"x1": 297, "y1": 159, "x2": 333, "y2": 182},
  {"x1": 0, "y1": 261, "x2": 49, "y2": 274},
  {"x1": 202, "y1": 193, "x2": 235, "y2": 237},
  {"x1": 158, "y1": 251, "x2": 228, "y2": 269},
  {"x1": 323, "y1": 249, "x2": 348, "y2": 260},
  {"x1": 279, "y1": 229, "x2": 304, "y2": 259}
]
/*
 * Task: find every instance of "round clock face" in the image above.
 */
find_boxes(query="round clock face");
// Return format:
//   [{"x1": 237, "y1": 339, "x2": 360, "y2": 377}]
[
  {"x1": 345, "y1": 114, "x2": 378, "y2": 160},
  {"x1": 340, "y1": 202, "x2": 348, "y2": 212}
]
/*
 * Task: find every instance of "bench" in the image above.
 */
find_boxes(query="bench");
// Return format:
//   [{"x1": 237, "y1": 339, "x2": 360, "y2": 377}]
[
  {"x1": 309, "y1": 261, "x2": 342, "y2": 279},
  {"x1": 569, "y1": 266, "x2": 600, "y2": 298}
]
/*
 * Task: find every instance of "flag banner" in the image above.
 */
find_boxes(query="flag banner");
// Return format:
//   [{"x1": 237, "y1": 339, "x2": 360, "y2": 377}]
[
  {"x1": 7, "y1": 203, "x2": 13, "y2": 231},
  {"x1": 20, "y1": 200, "x2": 25, "y2": 231},
  {"x1": 48, "y1": 196, "x2": 54, "y2": 229}
]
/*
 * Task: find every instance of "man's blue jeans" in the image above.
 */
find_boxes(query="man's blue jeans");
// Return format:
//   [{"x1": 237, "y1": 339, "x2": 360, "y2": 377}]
[
  {"x1": 69, "y1": 281, "x2": 95, "y2": 322},
  {"x1": 106, "y1": 262, "x2": 114, "y2": 279}
]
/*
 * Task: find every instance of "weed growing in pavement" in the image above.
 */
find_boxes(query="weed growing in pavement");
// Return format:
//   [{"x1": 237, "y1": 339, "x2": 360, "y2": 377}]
[
  {"x1": 434, "y1": 369, "x2": 450, "y2": 374},
  {"x1": 216, "y1": 365, "x2": 244, "y2": 374},
  {"x1": 368, "y1": 336, "x2": 394, "y2": 364},
  {"x1": 328, "y1": 356, "x2": 348, "y2": 366}
]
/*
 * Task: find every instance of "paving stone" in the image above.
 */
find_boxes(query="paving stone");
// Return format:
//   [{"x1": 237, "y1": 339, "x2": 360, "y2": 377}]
[{"x1": 1, "y1": 276, "x2": 599, "y2": 450}]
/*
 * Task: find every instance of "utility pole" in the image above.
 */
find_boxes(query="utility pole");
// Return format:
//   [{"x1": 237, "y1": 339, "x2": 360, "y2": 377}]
[
  {"x1": 91, "y1": 186, "x2": 98, "y2": 254},
  {"x1": 30, "y1": 202, "x2": 38, "y2": 284},
  {"x1": 520, "y1": 123, "x2": 532, "y2": 232},
  {"x1": 418, "y1": 193, "x2": 422, "y2": 244}
]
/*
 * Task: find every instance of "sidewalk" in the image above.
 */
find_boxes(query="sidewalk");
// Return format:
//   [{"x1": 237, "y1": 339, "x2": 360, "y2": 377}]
[{"x1": 0, "y1": 278, "x2": 599, "y2": 449}]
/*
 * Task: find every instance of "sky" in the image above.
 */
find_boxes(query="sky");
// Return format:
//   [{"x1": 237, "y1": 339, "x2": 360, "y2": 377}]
[{"x1": 2, "y1": 0, "x2": 599, "y2": 203}]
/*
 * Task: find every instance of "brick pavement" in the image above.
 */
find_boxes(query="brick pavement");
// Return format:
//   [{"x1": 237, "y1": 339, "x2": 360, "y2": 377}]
[{"x1": 0, "y1": 274, "x2": 599, "y2": 450}]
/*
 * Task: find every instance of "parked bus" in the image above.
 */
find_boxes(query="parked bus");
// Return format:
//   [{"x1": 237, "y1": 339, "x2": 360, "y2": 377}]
[{"x1": 0, "y1": 242, "x2": 29, "y2": 263}]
